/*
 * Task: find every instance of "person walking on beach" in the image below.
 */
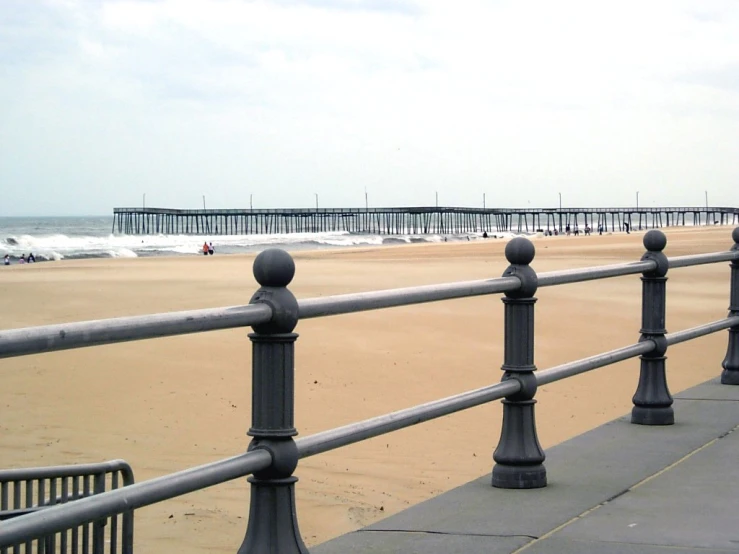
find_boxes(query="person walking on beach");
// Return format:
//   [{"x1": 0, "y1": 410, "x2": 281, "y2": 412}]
[
  {"x1": 208, "y1": 242, "x2": 214, "y2": 255},
  {"x1": 19, "y1": 254, "x2": 26, "y2": 264},
  {"x1": 3, "y1": 254, "x2": 9, "y2": 266},
  {"x1": 27, "y1": 253, "x2": 36, "y2": 263},
  {"x1": 202, "y1": 242, "x2": 209, "y2": 256}
]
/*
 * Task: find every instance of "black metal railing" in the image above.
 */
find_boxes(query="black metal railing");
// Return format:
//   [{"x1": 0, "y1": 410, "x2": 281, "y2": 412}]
[
  {"x1": 1, "y1": 228, "x2": 738, "y2": 553},
  {"x1": 0, "y1": 460, "x2": 134, "y2": 554}
]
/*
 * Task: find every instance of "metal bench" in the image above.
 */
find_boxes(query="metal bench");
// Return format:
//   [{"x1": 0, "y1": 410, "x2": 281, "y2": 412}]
[{"x1": 0, "y1": 461, "x2": 134, "y2": 554}]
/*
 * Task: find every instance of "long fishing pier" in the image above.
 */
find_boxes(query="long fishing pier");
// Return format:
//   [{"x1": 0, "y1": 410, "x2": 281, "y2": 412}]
[{"x1": 113, "y1": 206, "x2": 739, "y2": 235}]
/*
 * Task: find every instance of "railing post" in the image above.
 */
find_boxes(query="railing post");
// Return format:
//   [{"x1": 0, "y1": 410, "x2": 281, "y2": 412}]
[
  {"x1": 721, "y1": 227, "x2": 739, "y2": 384},
  {"x1": 238, "y1": 249, "x2": 307, "y2": 554},
  {"x1": 492, "y1": 237, "x2": 546, "y2": 489},
  {"x1": 632, "y1": 230, "x2": 673, "y2": 425}
]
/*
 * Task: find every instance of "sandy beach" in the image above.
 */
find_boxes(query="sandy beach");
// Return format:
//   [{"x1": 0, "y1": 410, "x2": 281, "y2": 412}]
[{"x1": 0, "y1": 226, "x2": 736, "y2": 554}]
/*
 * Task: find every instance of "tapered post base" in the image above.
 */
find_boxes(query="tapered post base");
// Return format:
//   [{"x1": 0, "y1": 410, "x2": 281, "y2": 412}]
[
  {"x1": 631, "y1": 356, "x2": 674, "y2": 426},
  {"x1": 492, "y1": 399, "x2": 546, "y2": 489},
  {"x1": 492, "y1": 463, "x2": 547, "y2": 489},
  {"x1": 631, "y1": 405, "x2": 674, "y2": 426},
  {"x1": 238, "y1": 477, "x2": 308, "y2": 554}
]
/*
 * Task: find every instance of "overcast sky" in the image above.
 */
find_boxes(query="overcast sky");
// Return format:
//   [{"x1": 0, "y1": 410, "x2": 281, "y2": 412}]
[{"x1": 1, "y1": 0, "x2": 737, "y2": 216}]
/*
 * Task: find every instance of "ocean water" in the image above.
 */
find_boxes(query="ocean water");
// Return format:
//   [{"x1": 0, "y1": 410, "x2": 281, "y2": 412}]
[{"x1": 0, "y1": 216, "x2": 512, "y2": 263}]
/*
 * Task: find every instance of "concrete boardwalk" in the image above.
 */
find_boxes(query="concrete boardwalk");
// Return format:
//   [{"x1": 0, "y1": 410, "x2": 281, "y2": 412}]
[{"x1": 314, "y1": 378, "x2": 739, "y2": 553}]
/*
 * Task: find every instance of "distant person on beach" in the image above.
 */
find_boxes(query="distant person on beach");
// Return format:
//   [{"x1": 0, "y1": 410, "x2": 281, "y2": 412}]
[
  {"x1": 482, "y1": 231, "x2": 488, "y2": 238},
  {"x1": 565, "y1": 224, "x2": 571, "y2": 236},
  {"x1": 584, "y1": 225, "x2": 591, "y2": 236},
  {"x1": 19, "y1": 254, "x2": 26, "y2": 264},
  {"x1": 3, "y1": 254, "x2": 9, "y2": 265},
  {"x1": 27, "y1": 253, "x2": 35, "y2": 263},
  {"x1": 208, "y1": 242, "x2": 215, "y2": 255},
  {"x1": 624, "y1": 222, "x2": 630, "y2": 234},
  {"x1": 202, "y1": 242, "x2": 209, "y2": 256},
  {"x1": 598, "y1": 224, "x2": 603, "y2": 235}
]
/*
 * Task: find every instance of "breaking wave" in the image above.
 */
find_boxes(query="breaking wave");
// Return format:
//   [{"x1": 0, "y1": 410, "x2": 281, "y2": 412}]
[{"x1": 1, "y1": 230, "x2": 519, "y2": 261}]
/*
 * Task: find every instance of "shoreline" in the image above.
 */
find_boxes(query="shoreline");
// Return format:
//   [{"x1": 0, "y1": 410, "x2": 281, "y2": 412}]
[
  {"x1": 2, "y1": 222, "x2": 735, "y2": 267},
  {"x1": 2, "y1": 220, "x2": 737, "y2": 265}
]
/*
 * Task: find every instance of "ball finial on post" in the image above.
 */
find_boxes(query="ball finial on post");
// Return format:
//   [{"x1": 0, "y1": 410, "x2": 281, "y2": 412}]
[
  {"x1": 250, "y1": 248, "x2": 299, "y2": 335},
  {"x1": 253, "y1": 248, "x2": 296, "y2": 288},
  {"x1": 505, "y1": 237, "x2": 536, "y2": 266},
  {"x1": 643, "y1": 230, "x2": 667, "y2": 252},
  {"x1": 731, "y1": 227, "x2": 739, "y2": 248}
]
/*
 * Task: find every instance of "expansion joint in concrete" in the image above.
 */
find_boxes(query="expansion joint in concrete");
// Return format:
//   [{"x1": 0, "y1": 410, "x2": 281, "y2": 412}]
[
  {"x1": 359, "y1": 529, "x2": 537, "y2": 540},
  {"x1": 676, "y1": 397, "x2": 739, "y2": 402}
]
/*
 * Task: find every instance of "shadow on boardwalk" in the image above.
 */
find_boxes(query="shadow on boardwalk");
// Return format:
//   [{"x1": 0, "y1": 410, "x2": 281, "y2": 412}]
[{"x1": 315, "y1": 378, "x2": 739, "y2": 554}]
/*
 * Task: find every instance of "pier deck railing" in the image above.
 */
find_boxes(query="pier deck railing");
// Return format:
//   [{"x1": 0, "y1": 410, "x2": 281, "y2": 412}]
[{"x1": 1, "y1": 228, "x2": 739, "y2": 553}]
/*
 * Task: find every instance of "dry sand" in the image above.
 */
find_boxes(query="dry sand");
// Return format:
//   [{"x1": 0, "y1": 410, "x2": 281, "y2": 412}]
[{"x1": 0, "y1": 226, "x2": 736, "y2": 553}]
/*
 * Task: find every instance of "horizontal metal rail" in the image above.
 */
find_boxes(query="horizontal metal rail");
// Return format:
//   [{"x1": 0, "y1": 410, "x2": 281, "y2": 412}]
[
  {"x1": 295, "y1": 380, "x2": 521, "y2": 458},
  {"x1": 297, "y1": 277, "x2": 521, "y2": 319},
  {"x1": 537, "y1": 260, "x2": 655, "y2": 287},
  {"x1": 0, "y1": 507, "x2": 48, "y2": 521},
  {"x1": 535, "y1": 316, "x2": 739, "y2": 386},
  {"x1": 536, "y1": 341, "x2": 656, "y2": 386},
  {"x1": 0, "y1": 450, "x2": 272, "y2": 548},
  {"x1": 0, "y1": 459, "x2": 131, "y2": 481},
  {"x1": 0, "y1": 304, "x2": 273, "y2": 360},
  {"x1": 0, "y1": 492, "x2": 89, "y2": 520},
  {"x1": 666, "y1": 316, "x2": 739, "y2": 346},
  {"x1": 298, "y1": 251, "x2": 738, "y2": 318},
  {"x1": 0, "y1": 251, "x2": 736, "y2": 359},
  {"x1": 668, "y1": 251, "x2": 739, "y2": 268}
]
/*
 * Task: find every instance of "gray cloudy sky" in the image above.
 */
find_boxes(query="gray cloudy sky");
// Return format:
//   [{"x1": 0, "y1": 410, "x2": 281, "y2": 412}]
[{"x1": 1, "y1": 0, "x2": 737, "y2": 216}]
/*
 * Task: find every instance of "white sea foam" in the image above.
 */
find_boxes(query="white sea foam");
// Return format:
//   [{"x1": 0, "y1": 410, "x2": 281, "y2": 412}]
[
  {"x1": 2, "y1": 230, "x2": 505, "y2": 260},
  {"x1": 108, "y1": 248, "x2": 138, "y2": 258}
]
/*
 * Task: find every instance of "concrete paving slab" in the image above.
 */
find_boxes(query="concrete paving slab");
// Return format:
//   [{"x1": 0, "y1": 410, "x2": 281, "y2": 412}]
[{"x1": 549, "y1": 425, "x2": 739, "y2": 551}]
